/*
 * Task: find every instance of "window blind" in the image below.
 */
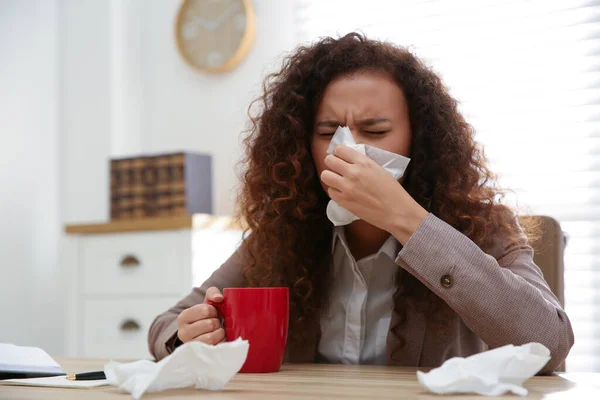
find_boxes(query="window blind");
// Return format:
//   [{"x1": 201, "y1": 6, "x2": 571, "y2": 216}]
[{"x1": 295, "y1": 0, "x2": 600, "y2": 372}]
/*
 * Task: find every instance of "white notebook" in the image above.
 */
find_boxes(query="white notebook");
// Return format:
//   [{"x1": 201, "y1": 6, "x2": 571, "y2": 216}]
[
  {"x1": 1, "y1": 375, "x2": 109, "y2": 389},
  {"x1": 0, "y1": 343, "x2": 64, "y2": 379}
]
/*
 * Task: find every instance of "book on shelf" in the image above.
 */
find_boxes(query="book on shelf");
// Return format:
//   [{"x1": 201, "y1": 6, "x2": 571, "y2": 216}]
[{"x1": 109, "y1": 152, "x2": 212, "y2": 220}]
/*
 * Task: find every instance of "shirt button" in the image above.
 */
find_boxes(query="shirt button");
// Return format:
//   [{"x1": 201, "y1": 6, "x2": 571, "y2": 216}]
[{"x1": 441, "y1": 275, "x2": 453, "y2": 288}]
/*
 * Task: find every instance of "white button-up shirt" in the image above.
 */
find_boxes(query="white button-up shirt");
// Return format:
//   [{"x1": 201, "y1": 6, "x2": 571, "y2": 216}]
[{"x1": 317, "y1": 227, "x2": 400, "y2": 365}]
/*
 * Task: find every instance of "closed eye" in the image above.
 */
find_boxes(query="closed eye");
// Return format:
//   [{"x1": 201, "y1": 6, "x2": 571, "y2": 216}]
[
  {"x1": 365, "y1": 131, "x2": 388, "y2": 135},
  {"x1": 319, "y1": 132, "x2": 335, "y2": 136}
]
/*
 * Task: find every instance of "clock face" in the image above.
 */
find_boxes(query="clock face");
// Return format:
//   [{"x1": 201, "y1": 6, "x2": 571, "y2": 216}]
[{"x1": 175, "y1": 0, "x2": 255, "y2": 72}]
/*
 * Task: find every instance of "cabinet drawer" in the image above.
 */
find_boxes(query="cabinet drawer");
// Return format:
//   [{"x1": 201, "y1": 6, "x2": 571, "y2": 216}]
[
  {"x1": 82, "y1": 297, "x2": 181, "y2": 359},
  {"x1": 81, "y1": 231, "x2": 189, "y2": 295}
]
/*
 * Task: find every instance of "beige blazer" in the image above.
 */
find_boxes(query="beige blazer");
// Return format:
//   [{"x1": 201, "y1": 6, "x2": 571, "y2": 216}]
[{"x1": 148, "y1": 214, "x2": 574, "y2": 374}]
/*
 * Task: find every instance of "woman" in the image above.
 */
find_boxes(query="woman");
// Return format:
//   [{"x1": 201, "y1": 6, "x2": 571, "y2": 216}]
[{"x1": 149, "y1": 33, "x2": 573, "y2": 373}]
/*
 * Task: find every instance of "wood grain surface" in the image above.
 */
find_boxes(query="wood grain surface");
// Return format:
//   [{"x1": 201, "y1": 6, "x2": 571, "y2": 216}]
[{"x1": 1, "y1": 359, "x2": 598, "y2": 399}]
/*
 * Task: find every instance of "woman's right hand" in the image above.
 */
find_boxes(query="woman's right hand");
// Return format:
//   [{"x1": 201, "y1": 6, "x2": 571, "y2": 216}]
[{"x1": 176, "y1": 286, "x2": 225, "y2": 345}]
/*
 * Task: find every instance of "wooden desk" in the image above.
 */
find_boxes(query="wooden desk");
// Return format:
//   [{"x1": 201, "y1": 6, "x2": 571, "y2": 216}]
[{"x1": 1, "y1": 359, "x2": 598, "y2": 399}]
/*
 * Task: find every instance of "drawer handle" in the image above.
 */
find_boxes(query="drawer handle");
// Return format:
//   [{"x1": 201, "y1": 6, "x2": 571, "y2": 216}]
[
  {"x1": 120, "y1": 255, "x2": 140, "y2": 268},
  {"x1": 120, "y1": 319, "x2": 141, "y2": 332}
]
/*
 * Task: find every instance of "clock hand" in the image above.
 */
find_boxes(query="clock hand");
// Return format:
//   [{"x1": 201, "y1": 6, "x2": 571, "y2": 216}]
[
  {"x1": 185, "y1": 3, "x2": 241, "y2": 35},
  {"x1": 213, "y1": 2, "x2": 242, "y2": 29}
]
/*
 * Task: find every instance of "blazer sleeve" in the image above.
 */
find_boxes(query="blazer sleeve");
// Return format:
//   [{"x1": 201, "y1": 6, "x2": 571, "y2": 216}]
[
  {"x1": 148, "y1": 246, "x2": 247, "y2": 361},
  {"x1": 395, "y1": 213, "x2": 574, "y2": 373}
]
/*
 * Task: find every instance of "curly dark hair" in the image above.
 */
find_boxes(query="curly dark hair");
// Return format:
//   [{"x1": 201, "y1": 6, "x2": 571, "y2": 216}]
[{"x1": 237, "y1": 33, "x2": 525, "y2": 354}]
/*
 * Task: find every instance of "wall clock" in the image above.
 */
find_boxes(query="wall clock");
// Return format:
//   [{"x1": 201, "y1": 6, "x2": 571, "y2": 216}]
[{"x1": 175, "y1": 0, "x2": 256, "y2": 73}]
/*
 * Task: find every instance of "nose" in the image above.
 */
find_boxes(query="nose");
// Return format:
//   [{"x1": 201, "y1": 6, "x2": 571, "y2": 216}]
[{"x1": 346, "y1": 126, "x2": 362, "y2": 145}]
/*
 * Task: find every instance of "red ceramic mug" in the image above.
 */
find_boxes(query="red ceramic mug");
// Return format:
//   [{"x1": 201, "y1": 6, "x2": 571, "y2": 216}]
[{"x1": 208, "y1": 287, "x2": 289, "y2": 373}]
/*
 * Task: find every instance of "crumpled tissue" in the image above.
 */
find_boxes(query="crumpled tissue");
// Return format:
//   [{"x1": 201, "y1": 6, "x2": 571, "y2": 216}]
[
  {"x1": 104, "y1": 338, "x2": 249, "y2": 399},
  {"x1": 325, "y1": 126, "x2": 411, "y2": 226},
  {"x1": 417, "y1": 343, "x2": 551, "y2": 396}
]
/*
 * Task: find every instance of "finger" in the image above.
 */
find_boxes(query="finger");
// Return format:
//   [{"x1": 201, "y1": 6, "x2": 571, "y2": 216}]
[
  {"x1": 180, "y1": 318, "x2": 221, "y2": 342},
  {"x1": 193, "y1": 328, "x2": 226, "y2": 346},
  {"x1": 321, "y1": 170, "x2": 344, "y2": 190},
  {"x1": 324, "y1": 154, "x2": 352, "y2": 176},
  {"x1": 178, "y1": 317, "x2": 221, "y2": 343},
  {"x1": 327, "y1": 187, "x2": 344, "y2": 202},
  {"x1": 204, "y1": 287, "x2": 224, "y2": 303},
  {"x1": 178, "y1": 303, "x2": 218, "y2": 324},
  {"x1": 333, "y1": 144, "x2": 368, "y2": 164}
]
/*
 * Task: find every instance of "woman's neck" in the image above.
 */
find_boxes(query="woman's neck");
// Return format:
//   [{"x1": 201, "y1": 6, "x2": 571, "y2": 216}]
[{"x1": 344, "y1": 220, "x2": 391, "y2": 261}]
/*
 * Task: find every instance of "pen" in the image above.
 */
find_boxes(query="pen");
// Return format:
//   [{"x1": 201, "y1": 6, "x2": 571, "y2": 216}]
[{"x1": 66, "y1": 371, "x2": 106, "y2": 381}]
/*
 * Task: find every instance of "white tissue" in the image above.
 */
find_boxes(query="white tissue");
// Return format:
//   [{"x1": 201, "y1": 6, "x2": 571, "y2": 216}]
[
  {"x1": 104, "y1": 338, "x2": 249, "y2": 399},
  {"x1": 417, "y1": 343, "x2": 551, "y2": 396},
  {"x1": 325, "y1": 126, "x2": 411, "y2": 226}
]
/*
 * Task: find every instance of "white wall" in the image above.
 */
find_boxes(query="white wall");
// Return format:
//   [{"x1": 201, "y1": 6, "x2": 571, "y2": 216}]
[
  {"x1": 60, "y1": 0, "x2": 112, "y2": 224},
  {"x1": 62, "y1": 0, "x2": 295, "y2": 223},
  {"x1": 0, "y1": 0, "x2": 294, "y2": 355},
  {"x1": 0, "y1": 0, "x2": 62, "y2": 354}
]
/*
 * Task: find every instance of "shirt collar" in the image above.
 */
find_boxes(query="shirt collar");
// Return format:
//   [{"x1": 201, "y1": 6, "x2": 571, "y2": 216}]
[{"x1": 331, "y1": 226, "x2": 400, "y2": 262}]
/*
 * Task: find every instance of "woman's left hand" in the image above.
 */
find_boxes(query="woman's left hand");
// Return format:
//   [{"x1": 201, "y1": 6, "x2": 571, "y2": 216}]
[{"x1": 321, "y1": 145, "x2": 429, "y2": 244}]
